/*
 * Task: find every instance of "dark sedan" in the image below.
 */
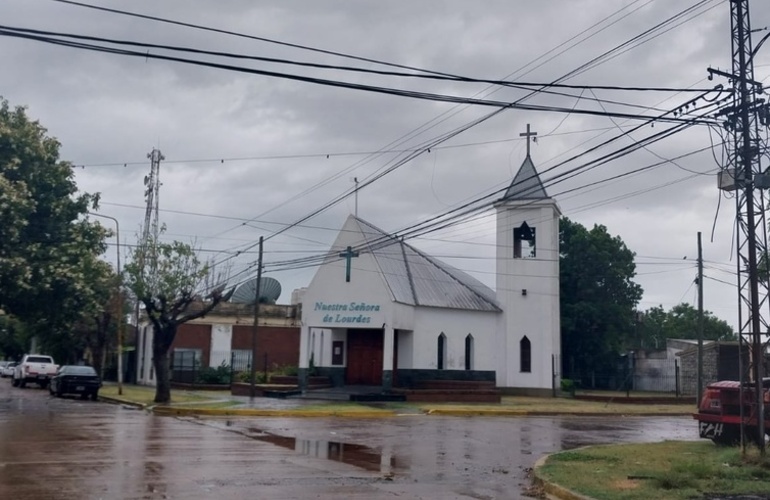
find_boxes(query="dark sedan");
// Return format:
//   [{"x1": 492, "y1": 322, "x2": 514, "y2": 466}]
[{"x1": 49, "y1": 365, "x2": 101, "y2": 400}]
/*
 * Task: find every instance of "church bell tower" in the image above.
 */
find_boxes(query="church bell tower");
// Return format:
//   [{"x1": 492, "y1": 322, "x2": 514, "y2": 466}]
[{"x1": 494, "y1": 124, "x2": 561, "y2": 392}]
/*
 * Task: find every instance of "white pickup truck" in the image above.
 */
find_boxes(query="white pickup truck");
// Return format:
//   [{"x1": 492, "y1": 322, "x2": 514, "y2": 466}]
[{"x1": 12, "y1": 354, "x2": 58, "y2": 389}]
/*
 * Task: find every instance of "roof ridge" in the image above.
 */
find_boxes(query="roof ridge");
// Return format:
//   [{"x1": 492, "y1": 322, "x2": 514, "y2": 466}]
[{"x1": 399, "y1": 239, "x2": 419, "y2": 306}]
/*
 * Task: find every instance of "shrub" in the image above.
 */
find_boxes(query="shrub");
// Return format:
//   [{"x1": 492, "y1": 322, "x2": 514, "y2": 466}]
[
  {"x1": 560, "y1": 378, "x2": 576, "y2": 395},
  {"x1": 236, "y1": 371, "x2": 267, "y2": 384},
  {"x1": 275, "y1": 364, "x2": 299, "y2": 376},
  {"x1": 196, "y1": 361, "x2": 231, "y2": 385}
]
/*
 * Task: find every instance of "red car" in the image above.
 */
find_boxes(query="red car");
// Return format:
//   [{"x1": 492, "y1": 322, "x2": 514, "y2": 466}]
[{"x1": 693, "y1": 378, "x2": 770, "y2": 445}]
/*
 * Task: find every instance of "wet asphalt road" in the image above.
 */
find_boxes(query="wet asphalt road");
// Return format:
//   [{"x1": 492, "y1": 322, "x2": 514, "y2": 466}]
[{"x1": 0, "y1": 380, "x2": 699, "y2": 500}]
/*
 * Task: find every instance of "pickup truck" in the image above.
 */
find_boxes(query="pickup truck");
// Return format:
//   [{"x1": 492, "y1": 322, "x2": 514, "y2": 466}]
[
  {"x1": 693, "y1": 378, "x2": 770, "y2": 446},
  {"x1": 12, "y1": 354, "x2": 58, "y2": 389}
]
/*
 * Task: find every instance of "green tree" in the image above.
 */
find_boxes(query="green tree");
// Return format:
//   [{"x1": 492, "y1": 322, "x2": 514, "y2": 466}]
[
  {"x1": 0, "y1": 98, "x2": 108, "y2": 354},
  {"x1": 639, "y1": 303, "x2": 735, "y2": 345},
  {"x1": 636, "y1": 305, "x2": 667, "y2": 349},
  {"x1": 124, "y1": 236, "x2": 233, "y2": 403},
  {"x1": 560, "y1": 217, "x2": 643, "y2": 385},
  {"x1": 0, "y1": 315, "x2": 30, "y2": 361},
  {"x1": 74, "y1": 256, "x2": 123, "y2": 377}
]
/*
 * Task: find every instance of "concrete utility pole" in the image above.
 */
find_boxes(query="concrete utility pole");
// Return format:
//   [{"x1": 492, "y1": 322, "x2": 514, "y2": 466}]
[
  {"x1": 250, "y1": 236, "x2": 264, "y2": 399},
  {"x1": 697, "y1": 232, "x2": 704, "y2": 407},
  {"x1": 712, "y1": 0, "x2": 770, "y2": 454},
  {"x1": 88, "y1": 212, "x2": 124, "y2": 396}
]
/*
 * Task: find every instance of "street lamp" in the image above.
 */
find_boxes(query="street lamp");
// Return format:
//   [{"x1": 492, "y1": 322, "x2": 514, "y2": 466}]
[{"x1": 88, "y1": 212, "x2": 124, "y2": 396}]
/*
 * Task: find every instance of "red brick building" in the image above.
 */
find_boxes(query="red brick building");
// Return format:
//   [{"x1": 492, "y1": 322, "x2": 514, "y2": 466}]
[{"x1": 136, "y1": 302, "x2": 300, "y2": 385}]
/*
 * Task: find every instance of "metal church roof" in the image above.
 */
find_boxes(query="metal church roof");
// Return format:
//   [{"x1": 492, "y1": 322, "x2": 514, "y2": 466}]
[
  {"x1": 352, "y1": 217, "x2": 501, "y2": 312},
  {"x1": 503, "y1": 155, "x2": 549, "y2": 200}
]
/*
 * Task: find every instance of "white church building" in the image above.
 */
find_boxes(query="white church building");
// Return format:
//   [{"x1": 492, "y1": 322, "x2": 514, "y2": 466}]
[{"x1": 299, "y1": 131, "x2": 562, "y2": 395}]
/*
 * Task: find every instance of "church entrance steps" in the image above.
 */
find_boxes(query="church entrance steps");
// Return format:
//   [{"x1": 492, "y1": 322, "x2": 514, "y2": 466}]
[
  {"x1": 394, "y1": 379, "x2": 502, "y2": 403},
  {"x1": 413, "y1": 380, "x2": 497, "y2": 390},
  {"x1": 292, "y1": 385, "x2": 407, "y2": 402}
]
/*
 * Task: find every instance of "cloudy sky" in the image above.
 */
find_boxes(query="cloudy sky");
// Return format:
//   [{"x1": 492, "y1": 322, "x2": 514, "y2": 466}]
[{"x1": 2, "y1": 0, "x2": 770, "y2": 330}]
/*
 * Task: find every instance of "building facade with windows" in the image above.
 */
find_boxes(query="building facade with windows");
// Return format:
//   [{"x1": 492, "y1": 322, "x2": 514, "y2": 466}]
[
  {"x1": 299, "y1": 145, "x2": 561, "y2": 394},
  {"x1": 135, "y1": 302, "x2": 300, "y2": 386}
]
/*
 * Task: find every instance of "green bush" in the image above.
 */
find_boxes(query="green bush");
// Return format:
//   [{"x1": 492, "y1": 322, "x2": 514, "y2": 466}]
[
  {"x1": 560, "y1": 378, "x2": 576, "y2": 395},
  {"x1": 196, "y1": 361, "x2": 231, "y2": 385},
  {"x1": 236, "y1": 371, "x2": 267, "y2": 384},
  {"x1": 276, "y1": 364, "x2": 299, "y2": 376}
]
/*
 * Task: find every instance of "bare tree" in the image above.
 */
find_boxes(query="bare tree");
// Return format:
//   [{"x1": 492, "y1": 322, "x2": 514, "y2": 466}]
[{"x1": 124, "y1": 236, "x2": 233, "y2": 403}]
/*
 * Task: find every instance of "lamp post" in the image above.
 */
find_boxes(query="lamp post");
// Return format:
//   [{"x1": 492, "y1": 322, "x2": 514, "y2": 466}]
[{"x1": 88, "y1": 212, "x2": 124, "y2": 396}]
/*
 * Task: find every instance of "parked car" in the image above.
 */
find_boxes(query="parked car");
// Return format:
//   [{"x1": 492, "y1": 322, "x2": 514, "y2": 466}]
[
  {"x1": 12, "y1": 354, "x2": 58, "y2": 388},
  {"x1": 1, "y1": 362, "x2": 18, "y2": 378},
  {"x1": 49, "y1": 365, "x2": 101, "y2": 400},
  {"x1": 693, "y1": 378, "x2": 770, "y2": 446}
]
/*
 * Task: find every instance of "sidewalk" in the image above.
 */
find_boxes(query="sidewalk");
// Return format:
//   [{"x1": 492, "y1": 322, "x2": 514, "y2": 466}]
[{"x1": 99, "y1": 383, "x2": 696, "y2": 419}]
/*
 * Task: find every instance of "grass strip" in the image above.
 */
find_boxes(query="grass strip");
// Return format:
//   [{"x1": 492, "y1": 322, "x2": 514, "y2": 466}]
[
  {"x1": 100, "y1": 384, "x2": 217, "y2": 405},
  {"x1": 538, "y1": 440, "x2": 770, "y2": 500}
]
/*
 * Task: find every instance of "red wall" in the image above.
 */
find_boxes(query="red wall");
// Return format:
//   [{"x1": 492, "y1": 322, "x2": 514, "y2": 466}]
[
  {"x1": 232, "y1": 325, "x2": 299, "y2": 369},
  {"x1": 171, "y1": 323, "x2": 300, "y2": 369},
  {"x1": 171, "y1": 323, "x2": 212, "y2": 366}
]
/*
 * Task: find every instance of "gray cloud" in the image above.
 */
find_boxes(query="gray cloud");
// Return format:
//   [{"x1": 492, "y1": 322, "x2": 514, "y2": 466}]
[{"x1": 3, "y1": 0, "x2": 769, "y2": 329}]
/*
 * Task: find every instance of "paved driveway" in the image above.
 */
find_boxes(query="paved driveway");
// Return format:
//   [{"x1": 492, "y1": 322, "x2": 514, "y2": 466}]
[{"x1": 0, "y1": 380, "x2": 698, "y2": 499}]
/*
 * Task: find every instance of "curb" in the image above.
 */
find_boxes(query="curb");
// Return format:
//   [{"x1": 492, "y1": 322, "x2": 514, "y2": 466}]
[
  {"x1": 532, "y1": 454, "x2": 595, "y2": 500},
  {"x1": 98, "y1": 395, "x2": 147, "y2": 409},
  {"x1": 423, "y1": 408, "x2": 693, "y2": 417},
  {"x1": 152, "y1": 406, "x2": 396, "y2": 418}
]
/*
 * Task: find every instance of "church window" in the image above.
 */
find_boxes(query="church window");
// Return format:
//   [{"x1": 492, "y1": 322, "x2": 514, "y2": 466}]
[
  {"x1": 514, "y1": 222, "x2": 536, "y2": 259},
  {"x1": 520, "y1": 336, "x2": 532, "y2": 373},
  {"x1": 437, "y1": 333, "x2": 447, "y2": 370},
  {"x1": 465, "y1": 334, "x2": 474, "y2": 370}
]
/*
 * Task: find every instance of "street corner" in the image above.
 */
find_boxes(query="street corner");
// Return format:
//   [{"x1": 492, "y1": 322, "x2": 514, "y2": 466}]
[
  {"x1": 98, "y1": 394, "x2": 148, "y2": 410},
  {"x1": 532, "y1": 453, "x2": 595, "y2": 500}
]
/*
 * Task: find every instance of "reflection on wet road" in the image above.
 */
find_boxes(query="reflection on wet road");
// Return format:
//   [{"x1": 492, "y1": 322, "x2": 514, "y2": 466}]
[{"x1": 0, "y1": 381, "x2": 698, "y2": 499}]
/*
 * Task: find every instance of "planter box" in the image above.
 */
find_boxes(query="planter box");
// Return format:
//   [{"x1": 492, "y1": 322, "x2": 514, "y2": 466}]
[
  {"x1": 269, "y1": 375, "x2": 330, "y2": 385},
  {"x1": 170, "y1": 382, "x2": 231, "y2": 391},
  {"x1": 231, "y1": 382, "x2": 299, "y2": 397}
]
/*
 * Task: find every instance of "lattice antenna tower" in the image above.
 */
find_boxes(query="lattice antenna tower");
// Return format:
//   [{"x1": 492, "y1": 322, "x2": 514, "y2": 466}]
[
  {"x1": 713, "y1": 0, "x2": 770, "y2": 453},
  {"x1": 142, "y1": 148, "x2": 164, "y2": 271}
]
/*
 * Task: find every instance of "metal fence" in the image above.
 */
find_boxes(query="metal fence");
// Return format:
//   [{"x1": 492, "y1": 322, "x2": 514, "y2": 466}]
[
  {"x1": 169, "y1": 349, "x2": 286, "y2": 386},
  {"x1": 560, "y1": 355, "x2": 691, "y2": 396}
]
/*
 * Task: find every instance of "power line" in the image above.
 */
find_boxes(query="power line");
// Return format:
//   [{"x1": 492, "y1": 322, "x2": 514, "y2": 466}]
[
  {"x1": 0, "y1": 27, "x2": 721, "y2": 126},
  {"x1": 0, "y1": 24, "x2": 725, "y2": 95}
]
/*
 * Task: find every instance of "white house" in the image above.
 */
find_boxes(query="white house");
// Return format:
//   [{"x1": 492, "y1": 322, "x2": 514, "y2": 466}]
[{"x1": 299, "y1": 137, "x2": 562, "y2": 395}]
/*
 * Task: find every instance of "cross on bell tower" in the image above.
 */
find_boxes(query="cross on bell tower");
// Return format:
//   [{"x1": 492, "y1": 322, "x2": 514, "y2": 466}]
[{"x1": 519, "y1": 123, "x2": 537, "y2": 157}]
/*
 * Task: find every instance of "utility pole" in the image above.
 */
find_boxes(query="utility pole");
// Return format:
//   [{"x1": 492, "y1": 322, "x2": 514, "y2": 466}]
[
  {"x1": 89, "y1": 212, "x2": 124, "y2": 396},
  {"x1": 249, "y1": 236, "x2": 264, "y2": 399},
  {"x1": 697, "y1": 232, "x2": 704, "y2": 407},
  {"x1": 712, "y1": 0, "x2": 770, "y2": 454}
]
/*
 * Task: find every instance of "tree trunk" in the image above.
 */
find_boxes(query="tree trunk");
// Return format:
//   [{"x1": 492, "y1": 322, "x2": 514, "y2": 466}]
[
  {"x1": 98, "y1": 345, "x2": 106, "y2": 380},
  {"x1": 152, "y1": 323, "x2": 177, "y2": 404},
  {"x1": 153, "y1": 348, "x2": 171, "y2": 404}
]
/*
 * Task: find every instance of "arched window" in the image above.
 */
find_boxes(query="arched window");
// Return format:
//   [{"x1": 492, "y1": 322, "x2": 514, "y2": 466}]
[
  {"x1": 437, "y1": 333, "x2": 447, "y2": 370},
  {"x1": 520, "y1": 336, "x2": 531, "y2": 373},
  {"x1": 465, "y1": 334, "x2": 474, "y2": 370}
]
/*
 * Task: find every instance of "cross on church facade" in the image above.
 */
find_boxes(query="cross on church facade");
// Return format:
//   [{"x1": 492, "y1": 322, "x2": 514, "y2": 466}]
[
  {"x1": 519, "y1": 123, "x2": 537, "y2": 157},
  {"x1": 339, "y1": 246, "x2": 359, "y2": 282}
]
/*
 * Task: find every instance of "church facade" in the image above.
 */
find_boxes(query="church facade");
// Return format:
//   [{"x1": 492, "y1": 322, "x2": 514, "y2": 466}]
[{"x1": 299, "y1": 137, "x2": 561, "y2": 394}]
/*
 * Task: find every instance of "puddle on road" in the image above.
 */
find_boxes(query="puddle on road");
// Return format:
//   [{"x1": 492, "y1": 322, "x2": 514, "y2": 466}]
[{"x1": 211, "y1": 420, "x2": 398, "y2": 473}]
